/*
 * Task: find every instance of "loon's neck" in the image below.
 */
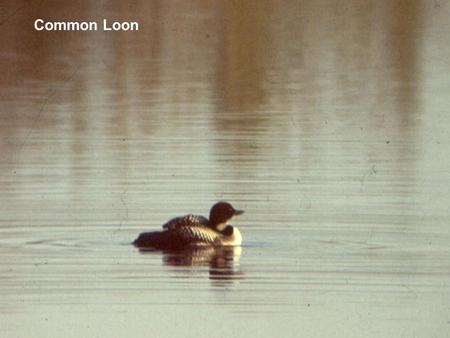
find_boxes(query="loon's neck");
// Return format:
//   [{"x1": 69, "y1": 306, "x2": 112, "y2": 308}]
[
  {"x1": 207, "y1": 219, "x2": 228, "y2": 232},
  {"x1": 214, "y1": 222, "x2": 227, "y2": 232},
  {"x1": 220, "y1": 226, "x2": 242, "y2": 246}
]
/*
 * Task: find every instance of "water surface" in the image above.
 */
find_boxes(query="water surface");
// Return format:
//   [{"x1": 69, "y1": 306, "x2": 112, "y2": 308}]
[{"x1": 1, "y1": 1, "x2": 450, "y2": 337}]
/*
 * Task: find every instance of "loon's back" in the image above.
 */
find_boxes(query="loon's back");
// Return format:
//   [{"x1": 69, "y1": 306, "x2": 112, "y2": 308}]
[{"x1": 162, "y1": 214, "x2": 209, "y2": 230}]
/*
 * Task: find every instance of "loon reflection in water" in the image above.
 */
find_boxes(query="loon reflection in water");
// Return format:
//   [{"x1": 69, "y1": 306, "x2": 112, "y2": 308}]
[
  {"x1": 139, "y1": 246, "x2": 243, "y2": 285},
  {"x1": 133, "y1": 202, "x2": 244, "y2": 250}
]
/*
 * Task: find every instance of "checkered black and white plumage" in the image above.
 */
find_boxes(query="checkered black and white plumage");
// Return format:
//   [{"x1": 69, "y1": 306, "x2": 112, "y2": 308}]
[
  {"x1": 169, "y1": 226, "x2": 219, "y2": 244},
  {"x1": 134, "y1": 221, "x2": 221, "y2": 249},
  {"x1": 162, "y1": 214, "x2": 209, "y2": 230}
]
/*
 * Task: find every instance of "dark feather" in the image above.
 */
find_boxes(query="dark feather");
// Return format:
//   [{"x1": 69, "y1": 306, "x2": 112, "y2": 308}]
[
  {"x1": 133, "y1": 226, "x2": 219, "y2": 250},
  {"x1": 162, "y1": 214, "x2": 209, "y2": 230}
]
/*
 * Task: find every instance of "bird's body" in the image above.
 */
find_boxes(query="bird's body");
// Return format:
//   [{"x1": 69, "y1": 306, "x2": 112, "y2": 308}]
[{"x1": 133, "y1": 202, "x2": 244, "y2": 250}]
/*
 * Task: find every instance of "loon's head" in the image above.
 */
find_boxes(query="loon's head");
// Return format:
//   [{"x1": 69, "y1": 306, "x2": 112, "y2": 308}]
[{"x1": 208, "y1": 201, "x2": 244, "y2": 231}]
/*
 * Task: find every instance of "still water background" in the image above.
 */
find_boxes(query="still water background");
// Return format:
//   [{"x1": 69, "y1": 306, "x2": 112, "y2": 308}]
[{"x1": 1, "y1": 1, "x2": 450, "y2": 337}]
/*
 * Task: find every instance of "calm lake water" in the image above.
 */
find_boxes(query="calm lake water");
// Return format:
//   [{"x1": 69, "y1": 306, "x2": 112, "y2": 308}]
[{"x1": 1, "y1": 1, "x2": 450, "y2": 337}]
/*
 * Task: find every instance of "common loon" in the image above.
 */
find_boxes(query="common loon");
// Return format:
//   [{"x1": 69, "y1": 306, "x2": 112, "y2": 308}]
[{"x1": 133, "y1": 202, "x2": 244, "y2": 250}]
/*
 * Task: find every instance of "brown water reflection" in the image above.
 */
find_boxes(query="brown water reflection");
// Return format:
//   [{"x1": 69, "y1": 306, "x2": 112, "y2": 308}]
[
  {"x1": 146, "y1": 246, "x2": 244, "y2": 287},
  {"x1": 1, "y1": 0, "x2": 450, "y2": 337}
]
